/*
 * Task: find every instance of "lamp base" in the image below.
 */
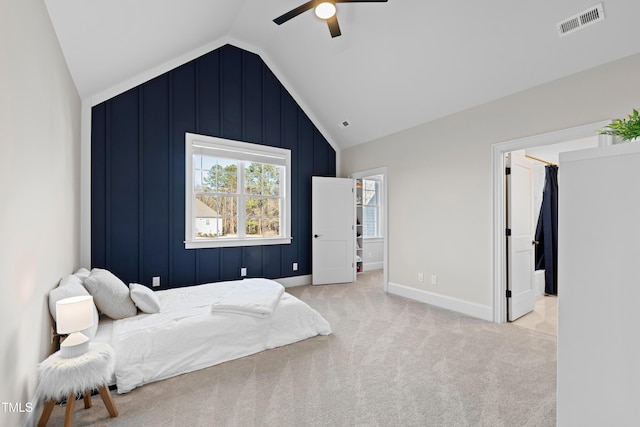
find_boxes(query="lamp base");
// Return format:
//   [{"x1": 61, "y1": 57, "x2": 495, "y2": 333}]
[{"x1": 60, "y1": 332, "x2": 90, "y2": 358}]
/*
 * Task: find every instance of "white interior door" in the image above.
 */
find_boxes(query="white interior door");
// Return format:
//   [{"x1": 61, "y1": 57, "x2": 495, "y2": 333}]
[
  {"x1": 507, "y1": 153, "x2": 536, "y2": 321},
  {"x1": 312, "y1": 177, "x2": 355, "y2": 285}
]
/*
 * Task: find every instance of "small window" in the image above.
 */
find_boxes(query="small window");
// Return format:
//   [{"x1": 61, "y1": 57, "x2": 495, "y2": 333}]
[
  {"x1": 185, "y1": 133, "x2": 292, "y2": 249},
  {"x1": 362, "y1": 178, "x2": 381, "y2": 238}
]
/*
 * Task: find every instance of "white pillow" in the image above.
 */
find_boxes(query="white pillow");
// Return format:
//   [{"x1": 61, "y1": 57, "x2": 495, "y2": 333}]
[
  {"x1": 129, "y1": 283, "x2": 161, "y2": 314},
  {"x1": 83, "y1": 268, "x2": 137, "y2": 319},
  {"x1": 49, "y1": 273, "x2": 99, "y2": 339},
  {"x1": 74, "y1": 267, "x2": 90, "y2": 279}
]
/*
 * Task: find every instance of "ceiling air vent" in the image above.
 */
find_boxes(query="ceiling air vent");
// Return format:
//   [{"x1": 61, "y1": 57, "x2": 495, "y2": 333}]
[{"x1": 557, "y1": 3, "x2": 605, "y2": 37}]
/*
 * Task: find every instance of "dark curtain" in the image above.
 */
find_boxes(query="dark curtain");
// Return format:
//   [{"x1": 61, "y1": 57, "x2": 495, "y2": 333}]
[{"x1": 534, "y1": 165, "x2": 559, "y2": 295}]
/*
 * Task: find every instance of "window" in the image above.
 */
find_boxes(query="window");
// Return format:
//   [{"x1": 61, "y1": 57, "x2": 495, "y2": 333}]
[
  {"x1": 185, "y1": 133, "x2": 291, "y2": 249},
  {"x1": 361, "y1": 178, "x2": 381, "y2": 238}
]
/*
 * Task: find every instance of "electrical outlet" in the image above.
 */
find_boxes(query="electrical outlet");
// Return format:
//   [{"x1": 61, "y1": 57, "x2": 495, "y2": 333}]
[
  {"x1": 152, "y1": 276, "x2": 160, "y2": 287},
  {"x1": 418, "y1": 273, "x2": 424, "y2": 282},
  {"x1": 50, "y1": 326, "x2": 56, "y2": 344},
  {"x1": 241, "y1": 267, "x2": 247, "y2": 277},
  {"x1": 293, "y1": 263, "x2": 298, "y2": 271},
  {"x1": 431, "y1": 275, "x2": 438, "y2": 285}
]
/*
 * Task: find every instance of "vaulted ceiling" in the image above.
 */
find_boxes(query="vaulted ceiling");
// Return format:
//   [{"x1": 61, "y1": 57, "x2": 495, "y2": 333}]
[{"x1": 45, "y1": 1, "x2": 640, "y2": 149}]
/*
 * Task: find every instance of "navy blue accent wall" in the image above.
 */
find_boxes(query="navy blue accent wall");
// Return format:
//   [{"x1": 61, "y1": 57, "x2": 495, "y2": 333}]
[{"x1": 91, "y1": 44, "x2": 336, "y2": 288}]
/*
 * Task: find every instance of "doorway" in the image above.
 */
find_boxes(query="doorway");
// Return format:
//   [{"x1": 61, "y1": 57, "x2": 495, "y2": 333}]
[
  {"x1": 350, "y1": 167, "x2": 388, "y2": 292},
  {"x1": 492, "y1": 121, "x2": 609, "y2": 323}
]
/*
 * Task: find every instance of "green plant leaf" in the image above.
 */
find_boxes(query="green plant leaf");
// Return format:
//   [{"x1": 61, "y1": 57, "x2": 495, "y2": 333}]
[{"x1": 599, "y1": 107, "x2": 640, "y2": 141}]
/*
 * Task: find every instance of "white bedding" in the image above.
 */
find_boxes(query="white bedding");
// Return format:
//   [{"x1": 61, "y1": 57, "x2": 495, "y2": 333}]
[
  {"x1": 94, "y1": 279, "x2": 331, "y2": 394},
  {"x1": 210, "y1": 278, "x2": 284, "y2": 318}
]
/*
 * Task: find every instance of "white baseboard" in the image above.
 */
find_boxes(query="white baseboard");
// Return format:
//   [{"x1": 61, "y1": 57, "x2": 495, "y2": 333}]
[
  {"x1": 387, "y1": 282, "x2": 493, "y2": 321},
  {"x1": 276, "y1": 274, "x2": 312, "y2": 288}
]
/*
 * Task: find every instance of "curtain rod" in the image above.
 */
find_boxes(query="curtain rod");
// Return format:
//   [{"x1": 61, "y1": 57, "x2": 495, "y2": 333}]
[{"x1": 525, "y1": 154, "x2": 557, "y2": 166}]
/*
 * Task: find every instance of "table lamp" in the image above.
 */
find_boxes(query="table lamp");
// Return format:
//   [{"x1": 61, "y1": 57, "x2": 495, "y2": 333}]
[{"x1": 56, "y1": 295, "x2": 94, "y2": 358}]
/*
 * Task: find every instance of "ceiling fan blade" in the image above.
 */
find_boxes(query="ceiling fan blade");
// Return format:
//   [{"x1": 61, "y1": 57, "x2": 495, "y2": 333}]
[
  {"x1": 327, "y1": 15, "x2": 342, "y2": 38},
  {"x1": 273, "y1": 1, "x2": 316, "y2": 25},
  {"x1": 335, "y1": 0, "x2": 388, "y2": 3}
]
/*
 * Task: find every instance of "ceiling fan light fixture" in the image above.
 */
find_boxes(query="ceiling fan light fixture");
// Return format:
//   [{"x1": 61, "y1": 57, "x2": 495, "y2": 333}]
[{"x1": 314, "y1": 2, "x2": 336, "y2": 20}]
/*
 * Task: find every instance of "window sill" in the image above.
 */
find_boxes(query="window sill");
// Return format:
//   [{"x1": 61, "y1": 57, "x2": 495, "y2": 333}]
[{"x1": 185, "y1": 237, "x2": 292, "y2": 249}]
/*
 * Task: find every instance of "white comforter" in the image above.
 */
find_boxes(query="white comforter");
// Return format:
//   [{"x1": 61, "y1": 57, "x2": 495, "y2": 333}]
[
  {"x1": 210, "y1": 278, "x2": 284, "y2": 318},
  {"x1": 105, "y1": 279, "x2": 331, "y2": 393}
]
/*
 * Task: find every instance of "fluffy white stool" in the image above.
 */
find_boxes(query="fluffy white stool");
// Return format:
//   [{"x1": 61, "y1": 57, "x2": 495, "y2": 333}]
[{"x1": 36, "y1": 342, "x2": 118, "y2": 427}]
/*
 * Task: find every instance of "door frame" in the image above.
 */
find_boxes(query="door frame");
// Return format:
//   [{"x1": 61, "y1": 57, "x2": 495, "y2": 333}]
[
  {"x1": 491, "y1": 120, "x2": 610, "y2": 323},
  {"x1": 350, "y1": 167, "x2": 389, "y2": 292}
]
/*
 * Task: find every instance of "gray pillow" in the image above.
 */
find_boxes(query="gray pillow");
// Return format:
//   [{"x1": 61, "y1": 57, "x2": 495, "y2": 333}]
[
  {"x1": 83, "y1": 268, "x2": 137, "y2": 319},
  {"x1": 129, "y1": 283, "x2": 161, "y2": 314},
  {"x1": 49, "y1": 271, "x2": 99, "y2": 339}
]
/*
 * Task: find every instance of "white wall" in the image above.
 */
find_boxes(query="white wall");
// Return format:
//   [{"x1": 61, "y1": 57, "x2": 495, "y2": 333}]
[
  {"x1": 558, "y1": 143, "x2": 640, "y2": 425},
  {"x1": 341, "y1": 52, "x2": 640, "y2": 319},
  {"x1": 0, "y1": 1, "x2": 81, "y2": 425},
  {"x1": 362, "y1": 238, "x2": 384, "y2": 271}
]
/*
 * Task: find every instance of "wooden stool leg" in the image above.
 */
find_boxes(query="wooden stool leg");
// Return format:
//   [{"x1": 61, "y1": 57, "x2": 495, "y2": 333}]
[
  {"x1": 97, "y1": 386, "x2": 118, "y2": 418},
  {"x1": 37, "y1": 398, "x2": 56, "y2": 427},
  {"x1": 83, "y1": 389, "x2": 92, "y2": 409},
  {"x1": 64, "y1": 393, "x2": 76, "y2": 427}
]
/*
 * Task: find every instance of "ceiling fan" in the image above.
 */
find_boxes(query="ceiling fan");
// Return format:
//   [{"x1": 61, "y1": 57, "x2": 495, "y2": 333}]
[{"x1": 273, "y1": 0, "x2": 388, "y2": 38}]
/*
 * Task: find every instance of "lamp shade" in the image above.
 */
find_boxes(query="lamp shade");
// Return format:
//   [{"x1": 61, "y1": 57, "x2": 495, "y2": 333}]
[{"x1": 56, "y1": 295, "x2": 94, "y2": 334}]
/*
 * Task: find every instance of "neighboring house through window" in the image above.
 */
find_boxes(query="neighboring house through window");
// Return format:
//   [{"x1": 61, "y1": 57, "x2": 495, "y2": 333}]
[{"x1": 185, "y1": 133, "x2": 292, "y2": 248}]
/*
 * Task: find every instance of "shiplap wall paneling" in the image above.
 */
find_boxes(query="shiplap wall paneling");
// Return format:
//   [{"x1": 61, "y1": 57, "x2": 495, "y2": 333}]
[{"x1": 91, "y1": 44, "x2": 335, "y2": 288}]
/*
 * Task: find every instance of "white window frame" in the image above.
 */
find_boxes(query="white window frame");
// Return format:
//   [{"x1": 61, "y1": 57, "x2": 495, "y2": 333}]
[
  {"x1": 361, "y1": 178, "x2": 382, "y2": 239},
  {"x1": 185, "y1": 133, "x2": 292, "y2": 249}
]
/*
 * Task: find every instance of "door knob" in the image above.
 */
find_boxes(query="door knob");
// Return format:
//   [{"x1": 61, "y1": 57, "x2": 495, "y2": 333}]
[
  {"x1": 532, "y1": 240, "x2": 539, "y2": 245},
  {"x1": 314, "y1": 234, "x2": 321, "y2": 238}
]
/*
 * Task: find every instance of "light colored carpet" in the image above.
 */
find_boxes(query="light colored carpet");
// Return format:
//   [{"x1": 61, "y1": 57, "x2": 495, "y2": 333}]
[{"x1": 42, "y1": 270, "x2": 556, "y2": 426}]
